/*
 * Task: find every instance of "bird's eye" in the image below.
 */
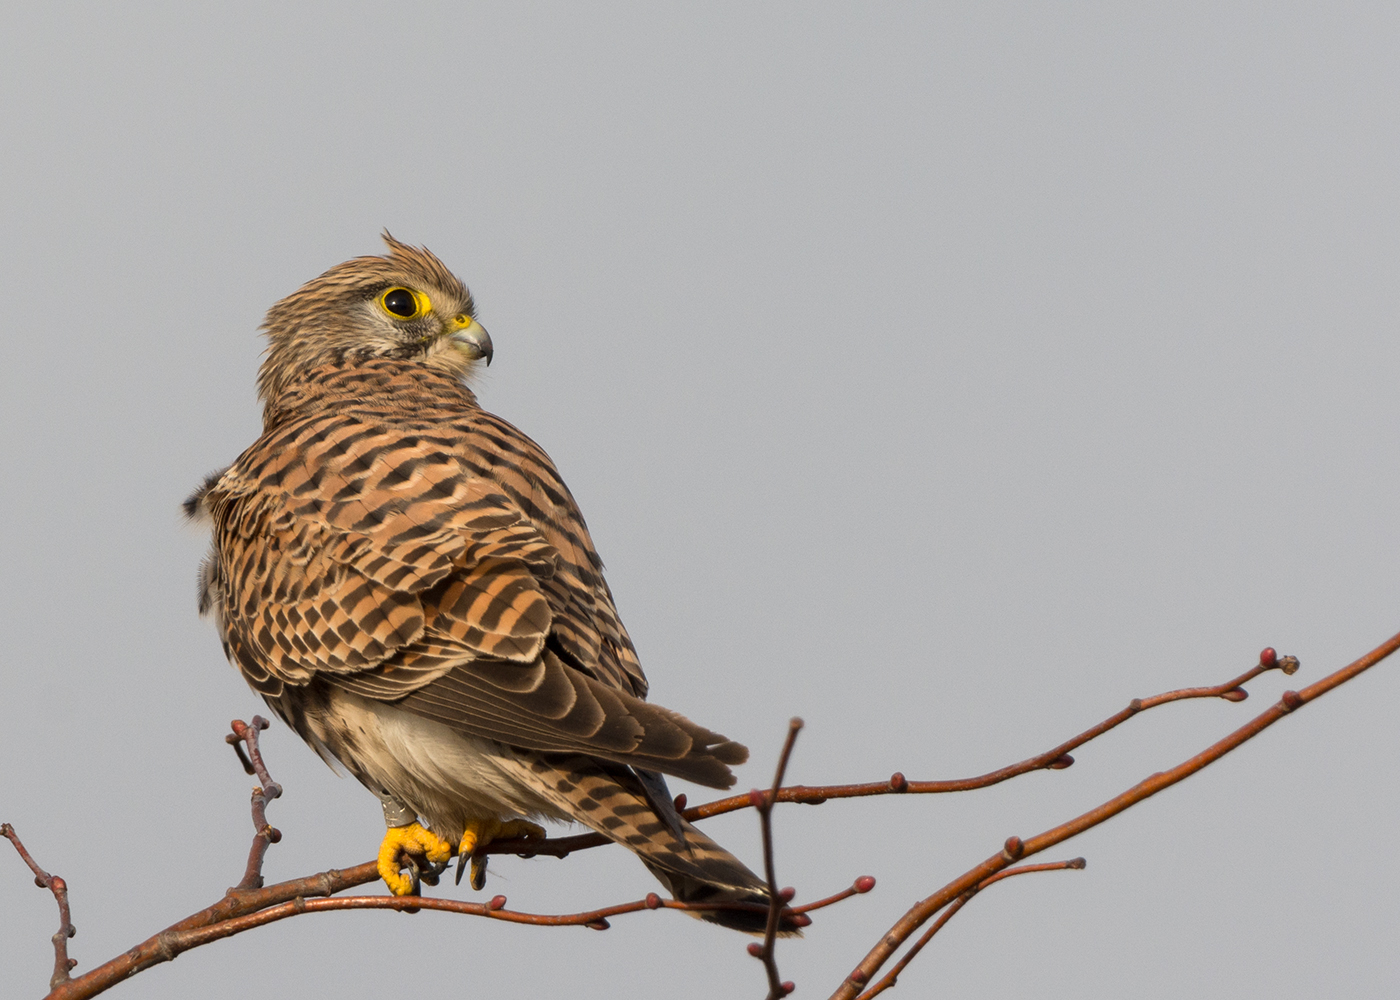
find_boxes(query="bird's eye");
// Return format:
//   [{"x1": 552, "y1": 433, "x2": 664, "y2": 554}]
[{"x1": 378, "y1": 287, "x2": 427, "y2": 320}]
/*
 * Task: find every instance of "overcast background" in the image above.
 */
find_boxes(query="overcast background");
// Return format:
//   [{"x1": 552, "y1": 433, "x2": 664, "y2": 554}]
[{"x1": 3, "y1": 3, "x2": 1398, "y2": 998}]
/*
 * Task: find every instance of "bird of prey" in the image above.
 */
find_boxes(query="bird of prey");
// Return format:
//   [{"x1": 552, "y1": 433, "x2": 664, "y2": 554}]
[{"x1": 186, "y1": 234, "x2": 786, "y2": 932}]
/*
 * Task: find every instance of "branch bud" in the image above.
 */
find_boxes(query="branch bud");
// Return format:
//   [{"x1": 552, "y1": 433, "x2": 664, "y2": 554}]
[{"x1": 854, "y1": 875, "x2": 876, "y2": 893}]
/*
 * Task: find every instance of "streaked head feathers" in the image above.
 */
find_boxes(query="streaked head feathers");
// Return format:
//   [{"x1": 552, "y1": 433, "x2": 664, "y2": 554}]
[{"x1": 257, "y1": 233, "x2": 489, "y2": 418}]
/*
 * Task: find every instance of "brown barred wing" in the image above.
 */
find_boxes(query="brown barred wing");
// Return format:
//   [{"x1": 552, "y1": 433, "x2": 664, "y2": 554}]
[
  {"x1": 209, "y1": 399, "x2": 747, "y2": 788},
  {"x1": 357, "y1": 650, "x2": 748, "y2": 788},
  {"x1": 452, "y1": 407, "x2": 648, "y2": 698}
]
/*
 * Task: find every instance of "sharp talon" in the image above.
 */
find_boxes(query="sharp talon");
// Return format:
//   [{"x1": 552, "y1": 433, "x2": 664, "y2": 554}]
[
  {"x1": 377, "y1": 822, "x2": 454, "y2": 896},
  {"x1": 452, "y1": 817, "x2": 545, "y2": 891}
]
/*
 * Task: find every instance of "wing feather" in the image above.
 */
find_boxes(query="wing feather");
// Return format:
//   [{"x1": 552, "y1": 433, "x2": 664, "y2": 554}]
[{"x1": 201, "y1": 365, "x2": 741, "y2": 788}]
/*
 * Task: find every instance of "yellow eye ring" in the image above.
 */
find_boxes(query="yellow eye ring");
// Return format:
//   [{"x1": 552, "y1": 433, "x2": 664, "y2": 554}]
[{"x1": 377, "y1": 286, "x2": 430, "y2": 321}]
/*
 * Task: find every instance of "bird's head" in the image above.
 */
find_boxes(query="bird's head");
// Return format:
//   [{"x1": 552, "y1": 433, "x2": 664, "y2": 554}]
[{"x1": 256, "y1": 232, "x2": 493, "y2": 407}]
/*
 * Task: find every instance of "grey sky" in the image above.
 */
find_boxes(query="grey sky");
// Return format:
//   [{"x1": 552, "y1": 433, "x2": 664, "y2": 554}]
[{"x1": 2, "y1": 3, "x2": 1397, "y2": 997}]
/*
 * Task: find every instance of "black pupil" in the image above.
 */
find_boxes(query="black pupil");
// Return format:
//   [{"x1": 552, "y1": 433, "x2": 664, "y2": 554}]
[{"x1": 384, "y1": 289, "x2": 416, "y2": 317}]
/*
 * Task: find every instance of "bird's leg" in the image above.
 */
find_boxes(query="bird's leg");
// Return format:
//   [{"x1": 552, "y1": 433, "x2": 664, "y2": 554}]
[
  {"x1": 454, "y1": 816, "x2": 546, "y2": 890},
  {"x1": 374, "y1": 793, "x2": 452, "y2": 896}
]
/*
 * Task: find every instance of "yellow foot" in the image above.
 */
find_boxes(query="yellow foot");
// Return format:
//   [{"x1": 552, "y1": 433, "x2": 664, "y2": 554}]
[
  {"x1": 378, "y1": 822, "x2": 454, "y2": 896},
  {"x1": 455, "y1": 817, "x2": 547, "y2": 890}
]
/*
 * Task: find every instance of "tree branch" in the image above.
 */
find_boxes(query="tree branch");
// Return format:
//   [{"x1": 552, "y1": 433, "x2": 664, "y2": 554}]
[
  {"x1": 854, "y1": 859, "x2": 1086, "y2": 999},
  {"x1": 828, "y1": 632, "x2": 1400, "y2": 999},
  {"x1": 0, "y1": 824, "x2": 77, "y2": 990},
  {"x1": 225, "y1": 717, "x2": 282, "y2": 891},
  {"x1": 747, "y1": 717, "x2": 803, "y2": 999},
  {"x1": 485, "y1": 647, "x2": 1300, "y2": 860},
  {"x1": 8, "y1": 637, "x2": 1387, "y2": 1000}
]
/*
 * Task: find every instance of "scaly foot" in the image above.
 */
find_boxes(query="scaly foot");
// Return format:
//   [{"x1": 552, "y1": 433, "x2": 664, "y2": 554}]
[
  {"x1": 378, "y1": 822, "x2": 454, "y2": 896},
  {"x1": 454, "y1": 817, "x2": 546, "y2": 889}
]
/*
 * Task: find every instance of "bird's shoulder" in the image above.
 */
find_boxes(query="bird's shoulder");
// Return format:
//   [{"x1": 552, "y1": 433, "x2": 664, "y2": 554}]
[{"x1": 195, "y1": 359, "x2": 647, "y2": 697}]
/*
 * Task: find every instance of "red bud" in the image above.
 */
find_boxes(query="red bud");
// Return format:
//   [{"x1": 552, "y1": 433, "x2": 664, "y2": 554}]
[
  {"x1": 854, "y1": 875, "x2": 876, "y2": 893},
  {"x1": 748, "y1": 942, "x2": 765, "y2": 957},
  {"x1": 779, "y1": 886, "x2": 796, "y2": 903},
  {"x1": 488, "y1": 895, "x2": 506, "y2": 910},
  {"x1": 645, "y1": 893, "x2": 661, "y2": 909},
  {"x1": 1260, "y1": 647, "x2": 1277, "y2": 668}
]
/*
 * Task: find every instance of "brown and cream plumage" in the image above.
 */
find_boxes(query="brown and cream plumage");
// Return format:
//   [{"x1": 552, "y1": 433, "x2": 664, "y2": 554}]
[{"x1": 187, "y1": 234, "x2": 785, "y2": 931}]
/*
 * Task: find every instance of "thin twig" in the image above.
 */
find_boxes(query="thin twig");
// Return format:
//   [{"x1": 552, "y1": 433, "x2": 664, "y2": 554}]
[
  {"x1": 854, "y1": 859, "x2": 1085, "y2": 999},
  {"x1": 791, "y1": 875, "x2": 877, "y2": 915},
  {"x1": 487, "y1": 649, "x2": 1299, "y2": 859},
  {"x1": 226, "y1": 717, "x2": 283, "y2": 891},
  {"x1": 2, "y1": 824, "x2": 77, "y2": 989},
  {"x1": 749, "y1": 718, "x2": 804, "y2": 999},
  {"x1": 828, "y1": 635, "x2": 1399, "y2": 1000}
]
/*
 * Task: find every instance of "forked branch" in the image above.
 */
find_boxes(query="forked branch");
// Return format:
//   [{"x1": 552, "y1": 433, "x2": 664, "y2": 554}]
[
  {"x1": 5, "y1": 636, "x2": 1392, "y2": 1000},
  {"x1": 1, "y1": 824, "x2": 76, "y2": 991},
  {"x1": 829, "y1": 633, "x2": 1400, "y2": 999}
]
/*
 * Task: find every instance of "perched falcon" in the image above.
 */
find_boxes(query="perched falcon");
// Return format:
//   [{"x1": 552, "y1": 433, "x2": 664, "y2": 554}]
[{"x1": 187, "y1": 234, "x2": 787, "y2": 932}]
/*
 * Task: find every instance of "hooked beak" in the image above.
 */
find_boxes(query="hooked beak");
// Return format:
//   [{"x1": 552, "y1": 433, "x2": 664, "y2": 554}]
[{"x1": 450, "y1": 317, "x2": 493, "y2": 366}]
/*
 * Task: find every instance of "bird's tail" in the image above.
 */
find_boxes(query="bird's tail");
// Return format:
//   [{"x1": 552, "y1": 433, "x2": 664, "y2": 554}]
[{"x1": 525, "y1": 753, "x2": 802, "y2": 935}]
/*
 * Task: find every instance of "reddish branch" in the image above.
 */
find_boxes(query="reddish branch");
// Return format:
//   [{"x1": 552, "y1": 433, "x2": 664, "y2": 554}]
[
  {"x1": 854, "y1": 859, "x2": 1086, "y2": 999},
  {"x1": 747, "y1": 717, "x2": 804, "y2": 999},
  {"x1": 482, "y1": 651, "x2": 1300, "y2": 860},
  {"x1": 0, "y1": 824, "x2": 77, "y2": 990},
  {"x1": 828, "y1": 638, "x2": 1400, "y2": 1000},
  {"x1": 225, "y1": 717, "x2": 282, "y2": 890},
  {"x1": 5, "y1": 637, "x2": 1393, "y2": 1000}
]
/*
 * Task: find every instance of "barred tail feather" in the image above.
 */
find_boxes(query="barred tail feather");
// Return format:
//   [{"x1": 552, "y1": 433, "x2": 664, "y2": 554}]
[{"x1": 528, "y1": 753, "x2": 802, "y2": 934}]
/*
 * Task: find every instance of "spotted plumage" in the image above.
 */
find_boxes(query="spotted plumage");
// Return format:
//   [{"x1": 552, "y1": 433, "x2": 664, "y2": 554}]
[{"x1": 188, "y1": 235, "x2": 786, "y2": 932}]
